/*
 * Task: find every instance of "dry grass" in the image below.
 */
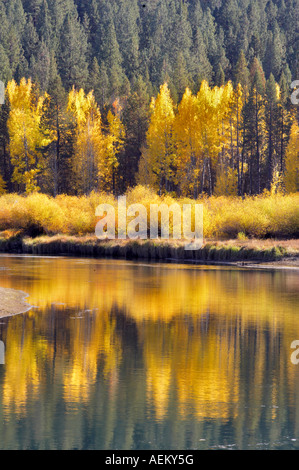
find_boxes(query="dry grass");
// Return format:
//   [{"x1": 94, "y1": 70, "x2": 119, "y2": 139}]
[
  {"x1": 208, "y1": 238, "x2": 299, "y2": 253},
  {"x1": 0, "y1": 233, "x2": 297, "y2": 263}
]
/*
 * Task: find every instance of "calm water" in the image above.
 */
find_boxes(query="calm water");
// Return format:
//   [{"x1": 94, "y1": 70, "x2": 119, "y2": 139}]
[{"x1": 0, "y1": 255, "x2": 299, "y2": 450}]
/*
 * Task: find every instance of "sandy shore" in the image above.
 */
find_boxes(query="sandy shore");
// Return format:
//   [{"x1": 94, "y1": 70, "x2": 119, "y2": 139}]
[{"x1": 0, "y1": 287, "x2": 31, "y2": 318}]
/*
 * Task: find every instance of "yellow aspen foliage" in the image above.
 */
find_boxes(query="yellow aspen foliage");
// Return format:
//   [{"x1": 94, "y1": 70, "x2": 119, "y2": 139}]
[
  {"x1": 99, "y1": 104, "x2": 125, "y2": 193},
  {"x1": 270, "y1": 170, "x2": 283, "y2": 195},
  {"x1": 7, "y1": 78, "x2": 50, "y2": 193},
  {"x1": 137, "y1": 145, "x2": 157, "y2": 188},
  {"x1": 197, "y1": 81, "x2": 233, "y2": 159},
  {"x1": 68, "y1": 88, "x2": 104, "y2": 194},
  {"x1": 214, "y1": 167, "x2": 238, "y2": 196},
  {"x1": 140, "y1": 83, "x2": 175, "y2": 194},
  {"x1": 0, "y1": 173, "x2": 6, "y2": 195},
  {"x1": 141, "y1": 81, "x2": 235, "y2": 197},
  {"x1": 194, "y1": 81, "x2": 233, "y2": 195},
  {"x1": 174, "y1": 87, "x2": 202, "y2": 197},
  {"x1": 275, "y1": 83, "x2": 281, "y2": 101},
  {"x1": 284, "y1": 122, "x2": 299, "y2": 193}
]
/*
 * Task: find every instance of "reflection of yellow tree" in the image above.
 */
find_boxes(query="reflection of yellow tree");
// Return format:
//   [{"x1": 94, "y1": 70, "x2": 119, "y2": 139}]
[
  {"x1": 175, "y1": 328, "x2": 240, "y2": 420},
  {"x1": 1, "y1": 308, "x2": 122, "y2": 416},
  {"x1": 142, "y1": 320, "x2": 240, "y2": 421},
  {"x1": 141, "y1": 323, "x2": 173, "y2": 421},
  {"x1": 2, "y1": 317, "x2": 49, "y2": 417},
  {"x1": 63, "y1": 314, "x2": 122, "y2": 404}
]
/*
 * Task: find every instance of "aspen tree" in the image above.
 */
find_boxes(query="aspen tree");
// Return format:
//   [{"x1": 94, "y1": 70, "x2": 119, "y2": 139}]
[
  {"x1": 284, "y1": 122, "x2": 299, "y2": 193},
  {"x1": 68, "y1": 87, "x2": 103, "y2": 194},
  {"x1": 196, "y1": 80, "x2": 233, "y2": 195},
  {"x1": 99, "y1": 101, "x2": 125, "y2": 194},
  {"x1": 174, "y1": 87, "x2": 201, "y2": 197},
  {"x1": 141, "y1": 83, "x2": 175, "y2": 195},
  {"x1": 0, "y1": 173, "x2": 6, "y2": 194},
  {"x1": 7, "y1": 78, "x2": 50, "y2": 193}
]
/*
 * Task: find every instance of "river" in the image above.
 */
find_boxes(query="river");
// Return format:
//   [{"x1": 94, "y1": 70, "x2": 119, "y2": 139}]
[{"x1": 0, "y1": 254, "x2": 299, "y2": 450}]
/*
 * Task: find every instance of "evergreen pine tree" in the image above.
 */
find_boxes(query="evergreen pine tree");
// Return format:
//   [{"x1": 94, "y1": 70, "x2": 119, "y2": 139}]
[
  {"x1": 215, "y1": 64, "x2": 225, "y2": 87},
  {"x1": 58, "y1": 11, "x2": 89, "y2": 90},
  {"x1": 43, "y1": 54, "x2": 74, "y2": 195},
  {"x1": 121, "y1": 76, "x2": 150, "y2": 189},
  {"x1": 235, "y1": 50, "x2": 250, "y2": 90},
  {"x1": 265, "y1": 73, "x2": 279, "y2": 189},
  {"x1": 0, "y1": 45, "x2": 13, "y2": 83},
  {"x1": 98, "y1": 4, "x2": 124, "y2": 97},
  {"x1": 31, "y1": 40, "x2": 51, "y2": 92}
]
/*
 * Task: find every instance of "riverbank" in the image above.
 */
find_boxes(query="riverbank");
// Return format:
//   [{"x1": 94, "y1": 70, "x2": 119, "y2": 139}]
[
  {"x1": 1, "y1": 232, "x2": 299, "y2": 266},
  {"x1": 0, "y1": 287, "x2": 31, "y2": 318}
]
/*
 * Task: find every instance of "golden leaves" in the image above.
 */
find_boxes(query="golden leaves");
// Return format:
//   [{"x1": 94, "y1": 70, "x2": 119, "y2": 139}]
[
  {"x1": 7, "y1": 78, "x2": 51, "y2": 193},
  {"x1": 141, "y1": 81, "x2": 236, "y2": 196},
  {"x1": 284, "y1": 122, "x2": 299, "y2": 193}
]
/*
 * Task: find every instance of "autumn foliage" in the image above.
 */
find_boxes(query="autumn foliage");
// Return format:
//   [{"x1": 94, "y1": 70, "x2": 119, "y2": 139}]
[
  {"x1": 0, "y1": 76, "x2": 298, "y2": 198},
  {"x1": 0, "y1": 188, "x2": 299, "y2": 240}
]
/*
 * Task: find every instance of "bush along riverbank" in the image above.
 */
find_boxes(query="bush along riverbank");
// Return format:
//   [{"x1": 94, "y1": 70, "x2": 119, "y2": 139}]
[
  {"x1": 1, "y1": 191, "x2": 299, "y2": 240},
  {"x1": 0, "y1": 232, "x2": 298, "y2": 265}
]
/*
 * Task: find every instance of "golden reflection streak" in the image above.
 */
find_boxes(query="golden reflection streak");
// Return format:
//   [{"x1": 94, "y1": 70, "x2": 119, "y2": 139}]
[{"x1": 2, "y1": 317, "x2": 49, "y2": 416}]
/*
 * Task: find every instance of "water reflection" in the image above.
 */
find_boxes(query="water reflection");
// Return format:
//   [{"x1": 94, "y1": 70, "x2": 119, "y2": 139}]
[{"x1": 0, "y1": 256, "x2": 299, "y2": 449}]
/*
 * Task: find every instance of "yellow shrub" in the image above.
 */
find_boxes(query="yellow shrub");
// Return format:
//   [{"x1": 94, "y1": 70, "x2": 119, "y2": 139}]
[{"x1": 0, "y1": 188, "x2": 298, "y2": 239}]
